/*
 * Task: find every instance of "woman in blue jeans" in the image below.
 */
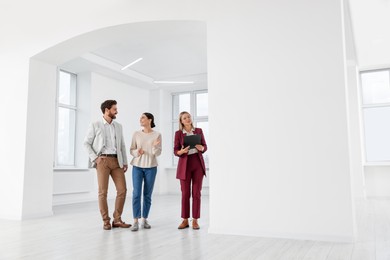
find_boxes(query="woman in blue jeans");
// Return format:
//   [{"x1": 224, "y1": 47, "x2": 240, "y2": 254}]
[{"x1": 129, "y1": 112, "x2": 162, "y2": 231}]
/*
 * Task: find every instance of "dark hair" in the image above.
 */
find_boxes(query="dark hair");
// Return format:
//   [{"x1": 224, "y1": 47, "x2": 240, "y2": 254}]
[
  {"x1": 100, "y1": 100, "x2": 117, "y2": 114},
  {"x1": 144, "y1": 112, "x2": 156, "y2": 128}
]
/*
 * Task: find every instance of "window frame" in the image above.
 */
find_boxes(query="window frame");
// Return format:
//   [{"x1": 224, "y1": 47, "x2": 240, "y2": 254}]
[
  {"x1": 360, "y1": 68, "x2": 390, "y2": 164},
  {"x1": 54, "y1": 69, "x2": 78, "y2": 168}
]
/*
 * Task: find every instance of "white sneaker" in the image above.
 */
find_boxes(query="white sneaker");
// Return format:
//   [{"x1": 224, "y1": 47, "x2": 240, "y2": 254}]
[
  {"x1": 143, "y1": 220, "x2": 151, "y2": 229},
  {"x1": 131, "y1": 222, "x2": 139, "y2": 231}
]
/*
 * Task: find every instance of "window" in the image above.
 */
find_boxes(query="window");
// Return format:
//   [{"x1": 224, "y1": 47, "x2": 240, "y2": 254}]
[
  {"x1": 360, "y1": 69, "x2": 390, "y2": 162},
  {"x1": 55, "y1": 70, "x2": 77, "y2": 167},
  {"x1": 172, "y1": 90, "x2": 209, "y2": 166}
]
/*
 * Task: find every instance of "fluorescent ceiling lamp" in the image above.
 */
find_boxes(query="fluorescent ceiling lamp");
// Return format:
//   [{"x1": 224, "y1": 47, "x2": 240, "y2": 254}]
[
  {"x1": 121, "y1": 58, "x2": 143, "y2": 70},
  {"x1": 154, "y1": 80, "x2": 194, "y2": 84}
]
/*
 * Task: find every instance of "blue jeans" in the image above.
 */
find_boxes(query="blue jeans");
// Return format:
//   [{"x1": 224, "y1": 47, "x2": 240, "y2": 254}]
[{"x1": 132, "y1": 166, "x2": 157, "y2": 219}]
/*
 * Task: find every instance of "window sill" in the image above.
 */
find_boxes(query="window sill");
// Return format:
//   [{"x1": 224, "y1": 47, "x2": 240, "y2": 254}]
[
  {"x1": 54, "y1": 167, "x2": 90, "y2": 171},
  {"x1": 364, "y1": 161, "x2": 390, "y2": 166}
]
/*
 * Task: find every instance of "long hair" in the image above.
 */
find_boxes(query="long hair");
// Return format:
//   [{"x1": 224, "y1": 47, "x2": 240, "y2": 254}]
[
  {"x1": 178, "y1": 111, "x2": 194, "y2": 131},
  {"x1": 143, "y1": 112, "x2": 156, "y2": 128}
]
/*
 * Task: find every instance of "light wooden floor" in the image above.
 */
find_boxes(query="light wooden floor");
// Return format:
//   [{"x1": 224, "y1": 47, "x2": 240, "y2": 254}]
[{"x1": 1, "y1": 195, "x2": 390, "y2": 259}]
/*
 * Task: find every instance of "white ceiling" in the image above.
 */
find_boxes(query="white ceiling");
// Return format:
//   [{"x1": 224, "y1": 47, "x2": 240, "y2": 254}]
[
  {"x1": 44, "y1": 21, "x2": 208, "y2": 91},
  {"x1": 37, "y1": 1, "x2": 390, "y2": 89},
  {"x1": 91, "y1": 25, "x2": 206, "y2": 80}
]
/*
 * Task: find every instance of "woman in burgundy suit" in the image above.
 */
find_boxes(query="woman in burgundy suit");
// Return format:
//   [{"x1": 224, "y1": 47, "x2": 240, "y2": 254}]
[{"x1": 174, "y1": 111, "x2": 207, "y2": 230}]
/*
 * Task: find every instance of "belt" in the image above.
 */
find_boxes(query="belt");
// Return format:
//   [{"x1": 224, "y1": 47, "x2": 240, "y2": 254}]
[{"x1": 100, "y1": 154, "x2": 117, "y2": 158}]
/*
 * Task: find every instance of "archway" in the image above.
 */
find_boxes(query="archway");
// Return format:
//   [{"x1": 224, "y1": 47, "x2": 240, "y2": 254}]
[{"x1": 22, "y1": 20, "x2": 208, "y2": 219}]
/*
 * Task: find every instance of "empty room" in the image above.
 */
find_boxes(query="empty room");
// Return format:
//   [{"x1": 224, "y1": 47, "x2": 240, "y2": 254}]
[{"x1": 1, "y1": 0, "x2": 390, "y2": 259}]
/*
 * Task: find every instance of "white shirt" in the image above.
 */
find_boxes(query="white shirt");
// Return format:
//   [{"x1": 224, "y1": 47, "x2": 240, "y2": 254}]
[{"x1": 101, "y1": 117, "x2": 117, "y2": 154}]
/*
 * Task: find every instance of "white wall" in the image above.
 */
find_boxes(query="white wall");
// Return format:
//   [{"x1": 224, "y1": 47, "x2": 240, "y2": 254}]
[
  {"x1": 207, "y1": 0, "x2": 355, "y2": 242},
  {"x1": 75, "y1": 72, "x2": 92, "y2": 168},
  {"x1": 148, "y1": 89, "x2": 172, "y2": 195},
  {"x1": 0, "y1": 0, "x2": 357, "y2": 242},
  {"x1": 342, "y1": 0, "x2": 365, "y2": 199},
  {"x1": 0, "y1": 56, "x2": 29, "y2": 220},
  {"x1": 22, "y1": 59, "x2": 57, "y2": 219},
  {"x1": 345, "y1": 64, "x2": 365, "y2": 199},
  {"x1": 364, "y1": 166, "x2": 390, "y2": 198},
  {"x1": 364, "y1": 163, "x2": 390, "y2": 198}
]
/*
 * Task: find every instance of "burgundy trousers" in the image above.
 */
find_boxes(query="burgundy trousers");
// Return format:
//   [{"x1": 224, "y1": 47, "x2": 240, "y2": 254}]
[{"x1": 180, "y1": 154, "x2": 204, "y2": 219}]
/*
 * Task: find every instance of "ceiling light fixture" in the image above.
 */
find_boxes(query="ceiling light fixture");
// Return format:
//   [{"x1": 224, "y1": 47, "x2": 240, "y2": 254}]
[
  {"x1": 121, "y1": 57, "x2": 143, "y2": 70},
  {"x1": 154, "y1": 81, "x2": 194, "y2": 84}
]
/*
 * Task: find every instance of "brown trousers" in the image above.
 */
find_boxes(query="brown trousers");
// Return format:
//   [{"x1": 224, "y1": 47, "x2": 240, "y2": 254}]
[{"x1": 96, "y1": 157, "x2": 127, "y2": 221}]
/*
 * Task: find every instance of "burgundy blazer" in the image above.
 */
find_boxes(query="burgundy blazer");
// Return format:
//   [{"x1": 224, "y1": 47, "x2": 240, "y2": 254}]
[{"x1": 174, "y1": 128, "x2": 208, "y2": 180}]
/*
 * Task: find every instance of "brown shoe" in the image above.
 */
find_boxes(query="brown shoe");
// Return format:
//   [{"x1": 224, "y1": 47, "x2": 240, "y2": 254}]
[
  {"x1": 112, "y1": 219, "x2": 131, "y2": 228},
  {"x1": 192, "y1": 219, "x2": 200, "y2": 230},
  {"x1": 178, "y1": 219, "x2": 189, "y2": 229},
  {"x1": 103, "y1": 220, "x2": 111, "y2": 230}
]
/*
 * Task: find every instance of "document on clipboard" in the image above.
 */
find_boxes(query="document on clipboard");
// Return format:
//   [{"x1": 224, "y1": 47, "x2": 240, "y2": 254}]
[{"x1": 183, "y1": 134, "x2": 201, "y2": 149}]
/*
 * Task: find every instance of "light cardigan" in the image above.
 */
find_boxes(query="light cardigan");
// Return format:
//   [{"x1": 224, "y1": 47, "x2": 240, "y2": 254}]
[{"x1": 130, "y1": 130, "x2": 162, "y2": 168}]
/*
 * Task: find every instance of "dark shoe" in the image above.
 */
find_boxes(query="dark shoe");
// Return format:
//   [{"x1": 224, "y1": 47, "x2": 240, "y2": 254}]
[
  {"x1": 192, "y1": 219, "x2": 200, "y2": 230},
  {"x1": 178, "y1": 219, "x2": 189, "y2": 229},
  {"x1": 112, "y1": 219, "x2": 131, "y2": 228},
  {"x1": 103, "y1": 220, "x2": 111, "y2": 230}
]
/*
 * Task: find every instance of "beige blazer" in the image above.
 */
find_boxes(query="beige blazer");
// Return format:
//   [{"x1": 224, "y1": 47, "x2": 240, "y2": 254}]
[{"x1": 83, "y1": 120, "x2": 128, "y2": 168}]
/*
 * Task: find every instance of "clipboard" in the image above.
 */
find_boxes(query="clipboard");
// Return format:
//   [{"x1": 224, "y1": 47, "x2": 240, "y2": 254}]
[{"x1": 183, "y1": 134, "x2": 201, "y2": 149}]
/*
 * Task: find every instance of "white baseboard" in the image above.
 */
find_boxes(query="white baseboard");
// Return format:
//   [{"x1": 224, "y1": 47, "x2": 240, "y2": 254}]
[
  {"x1": 0, "y1": 214, "x2": 23, "y2": 221},
  {"x1": 207, "y1": 227, "x2": 355, "y2": 243},
  {"x1": 22, "y1": 210, "x2": 53, "y2": 220},
  {"x1": 365, "y1": 195, "x2": 390, "y2": 200},
  {"x1": 53, "y1": 192, "x2": 98, "y2": 206}
]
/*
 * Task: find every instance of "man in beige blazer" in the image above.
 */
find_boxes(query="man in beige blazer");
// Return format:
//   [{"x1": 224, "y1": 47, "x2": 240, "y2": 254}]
[{"x1": 84, "y1": 100, "x2": 131, "y2": 230}]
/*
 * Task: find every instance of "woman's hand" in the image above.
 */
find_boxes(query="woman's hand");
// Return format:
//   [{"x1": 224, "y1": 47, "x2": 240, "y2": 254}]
[
  {"x1": 153, "y1": 139, "x2": 161, "y2": 147},
  {"x1": 195, "y1": 145, "x2": 204, "y2": 152},
  {"x1": 138, "y1": 148, "x2": 144, "y2": 155},
  {"x1": 178, "y1": 145, "x2": 190, "y2": 155}
]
